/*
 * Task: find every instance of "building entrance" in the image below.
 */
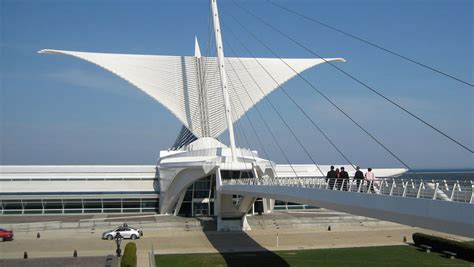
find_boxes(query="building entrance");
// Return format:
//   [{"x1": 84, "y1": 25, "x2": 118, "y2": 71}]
[{"x1": 193, "y1": 202, "x2": 208, "y2": 216}]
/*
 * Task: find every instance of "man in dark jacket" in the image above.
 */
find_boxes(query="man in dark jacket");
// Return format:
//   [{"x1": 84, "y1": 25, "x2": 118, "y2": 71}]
[
  {"x1": 354, "y1": 166, "x2": 364, "y2": 192},
  {"x1": 326, "y1": 166, "x2": 337, "y2": 189},
  {"x1": 339, "y1": 167, "x2": 349, "y2": 191}
]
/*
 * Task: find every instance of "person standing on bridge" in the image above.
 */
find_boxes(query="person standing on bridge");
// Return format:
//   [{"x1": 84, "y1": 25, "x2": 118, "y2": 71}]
[
  {"x1": 335, "y1": 168, "x2": 341, "y2": 190},
  {"x1": 326, "y1": 166, "x2": 337, "y2": 190},
  {"x1": 340, "y1": 167, "x2": 349, "y2": 191},
  {"x1": 365, "y1": 168, "x2": 376, "y2": 193},
  {"x1": 354, "y1": 166, "x2": 364, "y2": 191}
]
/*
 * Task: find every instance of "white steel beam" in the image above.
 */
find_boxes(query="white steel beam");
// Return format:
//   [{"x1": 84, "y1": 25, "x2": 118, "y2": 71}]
[{"x1": 211, "y1": 0, "x2": 237, "y2": 162}]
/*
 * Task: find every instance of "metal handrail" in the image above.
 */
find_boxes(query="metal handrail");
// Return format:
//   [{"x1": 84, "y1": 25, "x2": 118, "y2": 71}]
[{"x1": 222, "y1": 177, "x2": 474, "y2": 204}]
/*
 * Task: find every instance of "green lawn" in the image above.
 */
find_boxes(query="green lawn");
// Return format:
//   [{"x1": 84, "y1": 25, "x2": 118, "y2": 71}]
[{"x1": 156, "y1": 245, "x2": 473, "y2": 267}]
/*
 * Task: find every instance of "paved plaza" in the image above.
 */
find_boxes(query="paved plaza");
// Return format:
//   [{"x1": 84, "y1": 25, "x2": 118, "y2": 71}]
[{"x1": 0, "y1": 211, "x2": 472, "y2": 267}]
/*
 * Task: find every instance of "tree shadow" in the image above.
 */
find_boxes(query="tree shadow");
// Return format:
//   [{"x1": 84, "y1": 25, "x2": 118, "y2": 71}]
[{"x1": 203, "y1": 219, "x2": 289, "y2": 267}]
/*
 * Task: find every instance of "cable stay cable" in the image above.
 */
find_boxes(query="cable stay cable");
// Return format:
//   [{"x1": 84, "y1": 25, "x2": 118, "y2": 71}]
[
  {"x1": 232, "y1": 98, "x2": 284, "y2": 182},
  {"x1": 231, "y1": 1, "x2": 474, "y2": 155},
  {"x1": 268, "y1": 0, "x2": 474, "y2": 88},
  {"x1": 226, "y1": 64, "x2": 273, "y2": 161},
  {"x1": 226, "y1": 60, "x2": 284, "y2": 181},
  {"x1": 227, "y1": 55, "x2": 297, "y2": 178},
  {"x1": 229, "y1": 96, "x2": 266, "y2": 174},
  {"x1": 224, "y1": 9, "x2": 413, "y2": 171},
  {"x1": 225, "y1": 55, "x2": 302, "y2": 179},
  {"x1": 224, "y1": 39, "x2": 325, "y2": 177},
  {"x1": 221, "y1": 52, "x2": 303, "y2": 179},
  {"x1": 224, "y1": 25, "x2": 357, "y2": 172}
]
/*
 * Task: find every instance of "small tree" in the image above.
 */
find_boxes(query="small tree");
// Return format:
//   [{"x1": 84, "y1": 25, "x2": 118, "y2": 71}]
[{"x1": 121, "y1": 242, "x2": 137, "y2": 267}]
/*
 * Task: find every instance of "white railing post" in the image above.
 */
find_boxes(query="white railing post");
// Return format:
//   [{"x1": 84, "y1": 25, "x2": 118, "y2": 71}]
[
  {"x1": 367, "y1": 180, "x2": 373, "y2": 194},
  {"x1": 470, "y1": 181, "x2": 474, "y2": 204},
  {"x1": 402, "y1": 180, "x2": 408, "y2": 197},
  {"x1": 389, "y1": 179, "x2": 396, "y2": 196},
  {"x1": 450, "y1": 182, "x2": 457, "y2": 201},
  {"x1": 416, "y1": 180, "x2": 424, "y2": 198},
  {"x1": 357, "y1": 180, "x2": 363, "y2": 193},
  {"x1": 432, "y1": 182, "x2": 439, "y2": 200},
  {"x1": 443, "y1": 180, "x2": 449, "y2": 191}
]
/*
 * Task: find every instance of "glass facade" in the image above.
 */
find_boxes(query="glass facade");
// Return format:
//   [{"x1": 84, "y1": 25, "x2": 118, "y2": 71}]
[
  {"x1": 177, "y1": 170, "x2": 257, "y2": 217},
  {"x1": 0, "y1": 198, "x2": 159, "y2": 215},
  {"x1": 178, "y1": 174, "x2": 215, "y2": 217},
  {"x1": 274, "y1": 200, "x2": 318, "y2": 210}
]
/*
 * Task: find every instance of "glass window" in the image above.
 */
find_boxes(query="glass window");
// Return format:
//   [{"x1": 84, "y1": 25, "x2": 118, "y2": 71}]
[
  {"x1": 193, "y1": 202, "x2": 208, "y2": 216},
  {"x1": 23, "y1": 200, "x2": 43, "y2": 210},
  {"x1": 24, "y1": 209, "x2": 42, "y2": 214},
  {"x1": 103, "y1": 199, "x2": 121, "y2": 209},
  {"x1": 4, "y1": 210, "x2": 22, "y2": 214},
  {"x1": 141, "y1": 199, "x2": 158, "y2": 208},
  {"x1": 184, "y1": 191, "x2": 193, "y2": 201},
  {"x1": 240, "y1": 171, "x2": 254, "y2": 178},
  {"x1": 193, "y1": 190, "x2": 209, "y2": 199},
  {"x1": 178, "y1": 202, "x2": 191, "y2": 217},
  {"x1": 64, "y1": 199, "x2": 83, "y2": 209},
  {"x1": 3, "y1": 200, "x2": 22, "y2": 210},
  {"x1": 44, "y1": 200, "x2": 63, "y2": 210},
  {"x1": 220, "y1": 170, "x2": 231, "y2": 179},
  {"x1": 84, "y1": 199, "x2": 102, "y2": 209},
  {"x1": 123, "y1": 199, "x2": 140, "y2": 209},
  {"x1": 194, "y1": 181, "x2": 210, "y2": 190},
  {"x1": 84, "y1": 209, "x2": 102, "y2": 213},
  {"x1": 232, "y1": 171, "x2": 240, "y2": 179}
]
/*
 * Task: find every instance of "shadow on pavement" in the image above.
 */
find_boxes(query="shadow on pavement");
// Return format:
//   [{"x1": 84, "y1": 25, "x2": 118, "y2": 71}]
[{"x1": 202, "y1": 219, "x2": 289, "y2": 267}]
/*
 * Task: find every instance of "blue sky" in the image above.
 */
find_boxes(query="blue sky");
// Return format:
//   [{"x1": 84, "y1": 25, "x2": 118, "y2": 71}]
[{"x1": 1, "y1": 0, "x2": 472, "y2": 168}]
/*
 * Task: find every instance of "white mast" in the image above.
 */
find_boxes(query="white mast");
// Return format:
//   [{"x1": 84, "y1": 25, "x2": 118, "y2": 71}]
[{"x1": 210, "y1": 0, "x2": 237, "y2": 162}]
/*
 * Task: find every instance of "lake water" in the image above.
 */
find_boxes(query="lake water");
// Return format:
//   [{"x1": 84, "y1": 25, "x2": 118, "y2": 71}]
[{"x1": 398, "y1": 169, "x2": 474, "y2": 181}]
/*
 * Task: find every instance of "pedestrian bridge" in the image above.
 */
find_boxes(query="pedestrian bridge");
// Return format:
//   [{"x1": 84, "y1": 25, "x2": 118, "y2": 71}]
[{"x1": 220, "y1": 177, "x2": 474, "y2": 238}]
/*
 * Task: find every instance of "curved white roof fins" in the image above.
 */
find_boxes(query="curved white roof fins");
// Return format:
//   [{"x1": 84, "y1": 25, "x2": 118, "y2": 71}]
[{"x1": 39, "y1": 49, "x2": 344, "y2": 138}]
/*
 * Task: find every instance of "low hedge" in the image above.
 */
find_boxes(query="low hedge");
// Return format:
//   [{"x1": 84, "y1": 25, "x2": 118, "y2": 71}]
[
  {"x1": 121, "y1": 242, "x2": 137, "y2": 267},
  {"x1": 412, "y1": 232, "x2": 474, "y2": 261}
]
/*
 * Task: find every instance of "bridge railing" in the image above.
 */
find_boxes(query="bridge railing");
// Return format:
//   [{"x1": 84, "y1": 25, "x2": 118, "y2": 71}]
[{"x1": 222, "y1": 177, "x2": 474, "y2": 204}]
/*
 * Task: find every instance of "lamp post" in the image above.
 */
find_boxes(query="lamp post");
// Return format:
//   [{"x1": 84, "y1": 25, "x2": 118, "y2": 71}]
[{"x1": 115, "y1": 232, "x2": 123, "y2": 257}]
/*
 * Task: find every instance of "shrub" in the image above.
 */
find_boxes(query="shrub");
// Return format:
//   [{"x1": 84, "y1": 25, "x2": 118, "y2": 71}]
[
  {"x1": 121, "y1": 242, "x2": 137, "y2": 267},
  {"x1": 412, "y1": 232, "x2": 474, "y2": 261}
]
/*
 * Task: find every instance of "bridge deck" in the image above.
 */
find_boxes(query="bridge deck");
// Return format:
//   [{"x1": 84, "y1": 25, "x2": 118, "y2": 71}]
[{"x1": 221, "y1": 177, "x2": 474, "y2": 237}]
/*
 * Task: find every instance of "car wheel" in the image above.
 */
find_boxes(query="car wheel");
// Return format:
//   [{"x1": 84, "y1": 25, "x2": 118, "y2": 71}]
[
  {"x1": 107, "y1": 235, "x2": 113, "y2": 240},
  {"x1": 131, "y1": 234, "x2": 137, "y2": 240},
  {"x1": 0, "y1": 237, "x2": 3, "y2": 242}
]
